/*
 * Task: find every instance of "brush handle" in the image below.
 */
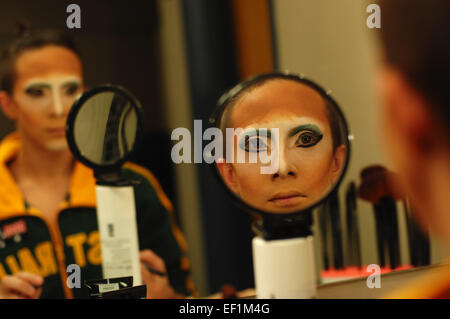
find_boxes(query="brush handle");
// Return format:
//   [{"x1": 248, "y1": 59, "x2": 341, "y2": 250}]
[
  {"x1": 329, "y1": 190, "x2": 344, "y2": 269},
  {"x1": 318, "y1": 205, "x2": 330, "y2": 270},
  {"x1": 404, "y1": 200, "x2": 430, "y2": 266},
  {"x1": 346, "y1": 182, "x2": 361, "y2": 268},
  {"x1": 373, "y1": 203, "x2": 386, "y2": 267},
  {"x1": 381, "y1": 196, "x2": 400, "y2": 269}
]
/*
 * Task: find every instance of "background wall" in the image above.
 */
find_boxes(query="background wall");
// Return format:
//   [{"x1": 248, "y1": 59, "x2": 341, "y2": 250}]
[{"x1": 156, "y1": 0, "x2": 208, "y2": 296}]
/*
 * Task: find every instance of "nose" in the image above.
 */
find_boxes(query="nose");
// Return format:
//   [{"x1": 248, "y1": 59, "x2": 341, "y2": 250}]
[
  {"x1": 271, "y1": 148, "x2": 298, "y2": 180},
  {"x1": 50, "y1": 90, "x2": 65, "y2": 117}
]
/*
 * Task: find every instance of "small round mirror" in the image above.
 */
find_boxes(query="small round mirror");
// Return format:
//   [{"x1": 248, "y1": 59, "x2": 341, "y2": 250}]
[
  {"x1": 66, "y1": 85, "x2": 142, "y2": 172},
  {"x1": 210, "y1": 73, "x2": 350, "y2": 216}
]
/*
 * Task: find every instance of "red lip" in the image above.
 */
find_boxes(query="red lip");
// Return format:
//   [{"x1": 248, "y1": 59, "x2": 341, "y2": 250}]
[
  {"x1": 46, "y1": 128, "x2": 66, "y2": 135},
  {"x1": 268, "y1": 191, "x2": 306, "y2": 206}
]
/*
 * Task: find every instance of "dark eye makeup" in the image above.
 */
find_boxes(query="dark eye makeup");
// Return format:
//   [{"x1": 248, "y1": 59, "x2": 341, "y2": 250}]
[
  {"x1": 290, "y1": 124, "x2": 323, "y2": 148},
  {"x1": 239, "y1": 129, "x2": 271, "y2": 153},
  {"x1": 24, "y1": 81, "x2": 81, "y2": 98},
  {"x1": 238, "y1": 124, "x2": 323, "y2": 153},
  {"x1": 63, "y1": 82, "x2": 80, "y2": 95},
  {"x1": 241, "y1": 136, "x2": 269, "y2": 152},
  {"x1": 25, "y1": 84, "x2": 48, "y2": 97},
  {"x1": 295, "y1": 130, "x2": 323, "y2": 148}
]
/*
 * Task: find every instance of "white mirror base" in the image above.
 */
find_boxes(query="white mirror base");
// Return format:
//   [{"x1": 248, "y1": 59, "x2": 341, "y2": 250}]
[
  {"x1": 253, "y1": 235, "x2": 316, "y2": 298},
  {"x1": 96, "y1": 185, "x2": 142, "y2": 285}
]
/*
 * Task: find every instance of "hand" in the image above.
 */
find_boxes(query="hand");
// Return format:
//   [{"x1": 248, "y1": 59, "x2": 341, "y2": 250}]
[
  {"x1": 0, "y1": 272, "x2": 43, "y2": 299},
  {"x1": 140, "y1": 249, "x2": 184, "y2": 299}
]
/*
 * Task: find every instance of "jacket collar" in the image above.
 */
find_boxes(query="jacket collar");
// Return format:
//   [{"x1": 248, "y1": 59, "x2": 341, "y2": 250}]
[{"x1": 0, "y1": 132, "x2": 97, "y2": 219}]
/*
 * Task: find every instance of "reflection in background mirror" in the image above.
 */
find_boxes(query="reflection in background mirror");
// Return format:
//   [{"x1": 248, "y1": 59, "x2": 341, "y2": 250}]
[{"x1": 73, "y1": 91, "x2": 138, "y2": 166}]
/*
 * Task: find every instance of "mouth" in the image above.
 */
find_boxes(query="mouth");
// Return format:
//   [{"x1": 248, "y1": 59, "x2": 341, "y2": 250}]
[
  {"x1": 268, "y1": 191, "x2": 307, "y2": 206},
  {"x1": 46, "y1": 128, "x2": 66, "y2": 136}
]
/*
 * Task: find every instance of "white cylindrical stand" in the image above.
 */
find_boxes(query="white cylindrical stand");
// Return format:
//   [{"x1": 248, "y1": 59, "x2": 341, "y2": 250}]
[
  {"x1": 95, "y1": 185, "x2": 142, "y2": 285},
  {"x1": 252, "y1": 235, "x2": 316, "y2": 298}
]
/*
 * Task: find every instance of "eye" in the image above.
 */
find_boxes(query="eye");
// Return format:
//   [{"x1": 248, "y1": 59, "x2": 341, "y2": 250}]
[
  {"x1": 241, "y1": 136, "x2": 269, "y2": 153},
  {"x1": 64, "y1": 83, "x2": 80, "y2": 95},
  {"x1": 295, "y1": 130, "x2": 323, "y2": 148},
  {"x1": 25, "y1": 87, "x2": 45, "y2": 97}
]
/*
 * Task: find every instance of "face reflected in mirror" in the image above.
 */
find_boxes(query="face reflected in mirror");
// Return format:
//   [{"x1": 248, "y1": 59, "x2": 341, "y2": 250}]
[
  {"x1": 72, "y1": 90, "x2": 138, "y2": 166},
  {"x1": 9, "y1": 46, "x2": 84, "y2": 152},
  {"x1": 216, "y1": 78, "x2": 348, "y2": 214}
]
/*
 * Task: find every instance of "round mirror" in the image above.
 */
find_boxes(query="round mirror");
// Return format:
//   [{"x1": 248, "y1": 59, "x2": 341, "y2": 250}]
[
  {"x1": 66, "y1": 85, "x2": 143, "y2": 172},
  {"x1": 210, "y1": 73, "x2": 350, "y2": 216}
]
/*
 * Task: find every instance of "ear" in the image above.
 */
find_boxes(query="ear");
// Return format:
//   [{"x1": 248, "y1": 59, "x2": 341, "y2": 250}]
[
  {"x1": 331, "y1": 144, "x2": 347, "y2": 184},
  {"x1": 0, "y1": 91, "x2": 18, "y2": 120},
  {"x1": 216, "y1": 160, "x2": 241, "y2": 196}
]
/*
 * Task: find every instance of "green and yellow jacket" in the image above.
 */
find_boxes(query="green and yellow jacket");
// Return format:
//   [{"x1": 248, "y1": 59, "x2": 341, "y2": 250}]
[{"x1": 0, "y1": 133, "x2": 195, "y2": 298}]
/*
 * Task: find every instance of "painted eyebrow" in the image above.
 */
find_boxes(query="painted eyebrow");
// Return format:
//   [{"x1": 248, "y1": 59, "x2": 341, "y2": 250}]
[
  {"x1": 289, "y1": 124, "x2": 322, "y2": 138},
  {"x1": 240, "y1": 128, "x2": 272, "y2": 139},
  {"x1": 25, "y1": 83, "x2": 51, "y2": 90},
  {"x1": 61, "y1": 81, "x2": 81, "y2": 88},
  {"x1": 25, "y1": 80, "x2": 81, "y2": 90}
]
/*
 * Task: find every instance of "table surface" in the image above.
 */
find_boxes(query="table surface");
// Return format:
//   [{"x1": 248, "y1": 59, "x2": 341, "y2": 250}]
[
  {"x1": 316, "y1": 263, "x2": 446, "y2": 298},
  {"x1": 220, "y1": 263, "x2": 448, "y2": 299}
]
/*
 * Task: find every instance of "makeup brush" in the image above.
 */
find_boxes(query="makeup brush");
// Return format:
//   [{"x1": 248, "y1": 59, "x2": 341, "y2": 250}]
[
  {"x1": 318, "y1": 203, "x2": 330, "y2": 271},
  {"x1": 328, "y1": 189, "x2": 344, "y2": 269},
  {"x1": 378, "y1": 196, "x2": 400, "y2": 269},
  {"x1": 345, "y1": 182, "x2": 361, "y2": 268},
  {"x1": 358, "y1": 165, "x2": 403, "y2": 269},
  {"x1": 403, "y1": 200, "x2": 430, "y2": 267}
]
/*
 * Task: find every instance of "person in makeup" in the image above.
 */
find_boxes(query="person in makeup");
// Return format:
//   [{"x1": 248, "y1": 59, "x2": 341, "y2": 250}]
[
  {"x1": 217, "y1": 75, "x2": 347, "y2": 213},
  {"x1": 0, "y1": 27, "x2": 195, "y2": 299},
  {"x1": 375, "y1": 0, "x2": 450, "y2": 298}
]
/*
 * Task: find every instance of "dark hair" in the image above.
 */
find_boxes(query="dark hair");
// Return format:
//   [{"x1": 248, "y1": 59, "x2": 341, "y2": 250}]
[
  {"x1": 379, "y1": 0, "x2": 450, "y2": 136},
  {"x1": 0, "y1": 24, "x2": 82, "y2": 94},
  {"x1": 214, "y1": 73, "x2": 346, "y2": 152}
]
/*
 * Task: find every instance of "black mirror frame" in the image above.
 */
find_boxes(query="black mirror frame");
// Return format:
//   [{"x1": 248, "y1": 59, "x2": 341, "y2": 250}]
[
  {"x1": 208, "y1": 72, "x2": 352, "y2": 220},
  {"x1": 66, "y1": 84, "x2": 144, "y2": 177}
]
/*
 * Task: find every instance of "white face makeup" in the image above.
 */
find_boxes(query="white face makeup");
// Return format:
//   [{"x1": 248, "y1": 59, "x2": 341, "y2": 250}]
[
  {"x1": 21, "y1": 76, "x2": 82, "y2": 113},
  {"x1": 227, "y1": 116, "x2": 337, "y2": 213},
  {"x1": 7, "y1": 45, "x2": 84, "y2": 153},
  {"x1": 13, "y1": 75, "x2": 83, "y2": 152},
  {"x1": 235, "y1": 117, "x2": 327, "y2": 175}
]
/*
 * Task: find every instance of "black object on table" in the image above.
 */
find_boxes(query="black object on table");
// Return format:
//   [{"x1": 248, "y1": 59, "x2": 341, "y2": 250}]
[
  {"x1": 345, "y1": 182, "x2": 361, "y2": 268},
  {"x1": 403, "y1": 200, "x2": 430, "y2": 267},
  {"x1": 373, "y1": 196, "x2": 400, "y2": 269},
  {"x1": 319, "y1": 189, "x2": 344, "y2": 270}
]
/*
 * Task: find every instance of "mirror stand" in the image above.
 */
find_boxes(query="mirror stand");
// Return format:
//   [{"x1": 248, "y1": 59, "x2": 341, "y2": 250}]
[
  {"x1": 252, "y1": 212, "x2": 317, "y2": 298},
  {"x1": 211, "y1": 72, "x2": 351, "y2": 299},
  {"x1": 93, "y1": 168, "x2": 143, "y2": 285},
  {"x1": 95, "y1": 183, "x2": 142, "y2": 285},
  {"x1": 93, "y1": 168, "x2": 143, "y2": 284},
  {"x1": 66, "y1": 85, "x2": 145, "y2": 294}
]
